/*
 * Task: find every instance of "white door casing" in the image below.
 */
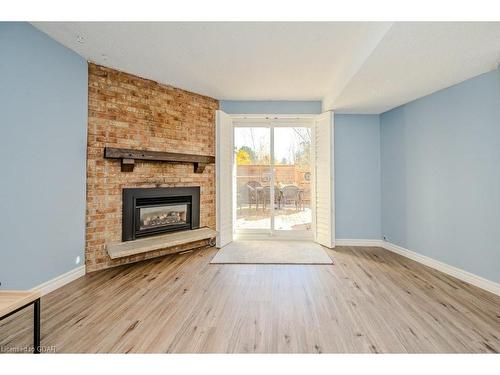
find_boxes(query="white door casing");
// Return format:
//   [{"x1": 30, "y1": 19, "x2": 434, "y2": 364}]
[{"x1": 217, "y1": 112, "x2": 334, "y2": 246}]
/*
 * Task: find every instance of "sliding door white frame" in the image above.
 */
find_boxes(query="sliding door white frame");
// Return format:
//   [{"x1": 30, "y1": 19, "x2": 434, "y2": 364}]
[{"x1": 232, "y1": 115, "x2": 316, "y2": 240}]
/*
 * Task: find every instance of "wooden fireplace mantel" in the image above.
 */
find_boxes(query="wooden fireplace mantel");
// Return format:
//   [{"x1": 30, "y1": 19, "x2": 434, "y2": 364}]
[{"x1": 104, "y1": 147, "x2": 215, "y2": 173}]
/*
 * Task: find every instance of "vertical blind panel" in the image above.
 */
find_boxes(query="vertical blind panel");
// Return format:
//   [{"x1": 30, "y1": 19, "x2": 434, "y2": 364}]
[
  {"x1": 314, "y1": 111, "x2": 335, "y2": 248},
  {"x1": 216, "y1": 110, "x2": 234, "y2": 247}
]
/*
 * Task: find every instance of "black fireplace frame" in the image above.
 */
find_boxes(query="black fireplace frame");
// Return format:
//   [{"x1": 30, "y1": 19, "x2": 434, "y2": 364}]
[{"x1": 122, "y1": 187, "x2": 200, "y2": 241}]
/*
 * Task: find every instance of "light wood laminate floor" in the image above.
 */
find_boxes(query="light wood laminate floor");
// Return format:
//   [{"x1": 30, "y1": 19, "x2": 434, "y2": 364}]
[{"x1": 1, "y1": 246, "x2": 499, "y2": 353}]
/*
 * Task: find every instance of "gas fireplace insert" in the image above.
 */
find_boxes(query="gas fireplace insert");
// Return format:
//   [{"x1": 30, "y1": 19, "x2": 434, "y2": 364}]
[{"x1": 122, "y1": 187, "x2": 200, "y2": 241}]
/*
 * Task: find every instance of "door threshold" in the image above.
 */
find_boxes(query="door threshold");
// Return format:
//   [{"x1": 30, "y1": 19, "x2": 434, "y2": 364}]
[{"x1": 235, "y1": 232, "x2": 313, "y2": 241}]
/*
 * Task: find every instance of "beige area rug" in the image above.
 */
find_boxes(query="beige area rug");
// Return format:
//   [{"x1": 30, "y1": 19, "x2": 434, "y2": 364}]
[{"x1": 210, "y1": 240, "x2": 333, "y2": 264}]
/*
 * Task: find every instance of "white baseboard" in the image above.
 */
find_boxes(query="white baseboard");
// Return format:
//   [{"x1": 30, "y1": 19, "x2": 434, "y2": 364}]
[
  {"x1": 335, "y1": 239, "x2": 384, "y2": 247},
  {"x1": 31, "y1": 265, "x2": 86, "y2": 296},
  {"x1": 382, "y1": 241, "x2": 500, "y2": 297},
  {"x1": 334, "y1": 238, "x2": 499, "y2": 296}
]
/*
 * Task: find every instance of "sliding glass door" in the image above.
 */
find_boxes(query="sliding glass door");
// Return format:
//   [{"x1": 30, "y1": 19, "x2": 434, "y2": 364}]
[
  {"x1": 234, "y1": 127, "x2": 271, "y2": 231},
  {"x1": 234, "y1": 121, "x2": 313, "y2": 239},
  {"x1": 273, "y1": 127, "x2": 312, "y2": 233}
]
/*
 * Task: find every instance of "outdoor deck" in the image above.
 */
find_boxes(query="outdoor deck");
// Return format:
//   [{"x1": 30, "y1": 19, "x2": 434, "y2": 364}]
[{"x1": 236, "y1": 206, "x2": 312, "y2": 231}]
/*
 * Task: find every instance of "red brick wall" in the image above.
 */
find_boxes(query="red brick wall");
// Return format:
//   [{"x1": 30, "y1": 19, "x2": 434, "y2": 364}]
[{"x1": 86, "y1": 63, "x2": 218, "y2": 272}]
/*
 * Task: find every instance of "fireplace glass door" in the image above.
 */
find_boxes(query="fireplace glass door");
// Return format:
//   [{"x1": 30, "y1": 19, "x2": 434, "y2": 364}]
[
  {"x1": 139, "y1": 204, "x2": 188, "y2": 230},
  {"x1": 135, "y1": 202, "x2": 191, "y2": 237}
]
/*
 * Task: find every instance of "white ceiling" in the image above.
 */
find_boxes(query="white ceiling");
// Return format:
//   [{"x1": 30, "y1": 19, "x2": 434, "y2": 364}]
[
  {"x1": 32, "y1": 22, "x2": 500, "y2": 114},
  {"x1": 327, "y1": 22, "x2": 500, "y2": 113}
]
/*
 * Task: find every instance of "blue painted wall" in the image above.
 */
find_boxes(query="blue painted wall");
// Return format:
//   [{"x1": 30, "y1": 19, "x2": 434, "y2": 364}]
[
  {"x1": 380, "y1": 69, "x2": 500, "y2": 283},
  {"x1": 0, "y1": 23, "x2": 88, "y2": 289},
  {"x1": 335, "y1": 115, "x2": 381, "y2": 239},
  {"x1": 220, "y1": 100, "x2": 322, "y2": 114}
]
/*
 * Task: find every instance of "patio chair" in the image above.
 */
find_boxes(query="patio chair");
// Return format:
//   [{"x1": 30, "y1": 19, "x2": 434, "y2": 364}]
[
  {"x1": 262, "y1": 185, "x2": 282, "y2": 210},
  {"x1": 281, "y1": 185, "x2": 302, "y2": 211},
  {"x1": 247, "y1": 181, "x2": 263, "y2": 209},
  {"x1": 237, "y1": 183, "x2": 258, "y2": 210},
  {"x1": 247, "y1": 180, "x2": 262, "y2": 189}
]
